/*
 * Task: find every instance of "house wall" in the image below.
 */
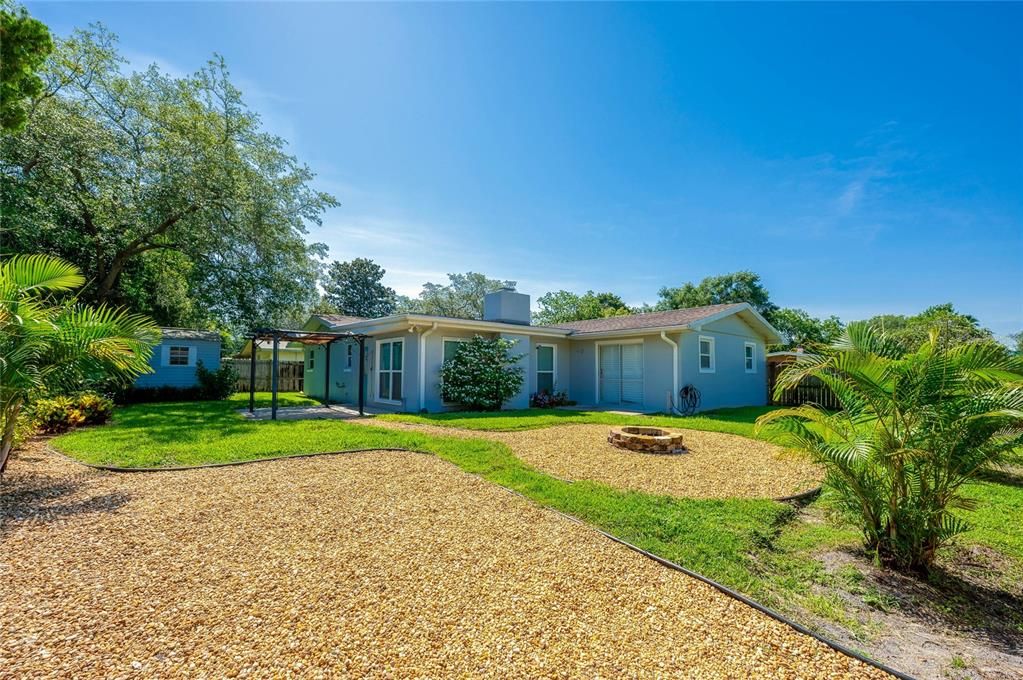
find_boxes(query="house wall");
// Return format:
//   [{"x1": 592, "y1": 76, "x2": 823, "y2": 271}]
[
  {"x1": 679, "y1": 315, "x2": 767, "y2": 411},
  {"x1": 135, "y1": 339, "x2": 221, "y2": 388},
  {"x1": 565, "y1": 335, "x2": 676, "y2": 412}
]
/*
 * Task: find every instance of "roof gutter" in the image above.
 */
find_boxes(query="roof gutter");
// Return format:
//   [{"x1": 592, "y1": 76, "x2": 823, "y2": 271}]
[{"x1": 418, "y1": 322, "x2": 438, "y2": 412}]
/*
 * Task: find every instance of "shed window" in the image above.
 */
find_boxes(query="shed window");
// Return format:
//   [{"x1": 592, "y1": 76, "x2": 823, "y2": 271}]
[
  {"x1": 168, "y1": 346, "x2": 190, "y2": 366},
  {"x1": 346, "y1": 344, "x2": 353, "y2": 370},
  {"x1": 307, "y1": 351, "x2": 315, "y2": 370},
  {"x1": 698, "y1": 336, "x2": 715, "y2": 373},
  {"x1": 744, "y1": 342, "x2": 756, "y2": 373}
]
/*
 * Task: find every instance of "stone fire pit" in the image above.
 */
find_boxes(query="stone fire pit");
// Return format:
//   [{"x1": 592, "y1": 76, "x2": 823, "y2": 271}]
[{"x1": 608, "y1": 426, "x2": 687, "y2": 455}]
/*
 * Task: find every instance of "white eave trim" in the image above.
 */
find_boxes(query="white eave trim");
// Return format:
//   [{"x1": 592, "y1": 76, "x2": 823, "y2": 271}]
[{"x1": 324, "y1": 314, "x2": 573, "y2": 338}]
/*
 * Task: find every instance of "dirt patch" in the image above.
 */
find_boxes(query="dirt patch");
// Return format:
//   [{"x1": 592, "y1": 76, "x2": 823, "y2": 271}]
[
  {"x1": 363, "y1": 420, "x2": 823, "y2": 499},
  {"x1": 2, "y1": 443, "x2": 883, "y2": 678}
]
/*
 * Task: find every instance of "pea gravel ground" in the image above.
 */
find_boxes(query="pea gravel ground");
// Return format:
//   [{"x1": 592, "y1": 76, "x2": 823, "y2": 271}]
[
  {"x1": 360, "y1": 420, "x2": 823, "y2": 499},
  {"x1": 1, "y1": 444, "x2": 884, "y2": 678}
]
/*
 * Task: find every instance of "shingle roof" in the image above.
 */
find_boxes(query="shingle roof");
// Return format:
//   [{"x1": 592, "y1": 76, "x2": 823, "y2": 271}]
[
  {"x1": 316, "y1": 314, "x2": 367, "y2": 327},
  {"x1": 541, "y1": 303, "x2": 747, "y2": 335},
  {"x1": 160, "y1": 327, "x2": 221, "y2": 342}
]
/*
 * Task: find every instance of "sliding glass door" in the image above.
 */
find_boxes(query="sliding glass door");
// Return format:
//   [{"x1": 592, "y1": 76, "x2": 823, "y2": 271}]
[{"x1": 598, "y1": 342, "x2": 643, "y2": 405}]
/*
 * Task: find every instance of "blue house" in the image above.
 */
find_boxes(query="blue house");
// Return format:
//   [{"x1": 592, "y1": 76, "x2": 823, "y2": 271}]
[
  {"x1": 298, "y1": 290, "x2": 782, "y2": 414},
  {"x1": 135, "y1": 328, "x2": 222, "y2": 389}
]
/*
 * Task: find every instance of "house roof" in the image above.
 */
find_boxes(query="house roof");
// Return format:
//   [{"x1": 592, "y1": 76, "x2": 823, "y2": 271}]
[
  {"x1": 540, "y1": 303, "x2": 746, "y2": 334},
  {"x1": 309, "y1": 302, "x2": 783, "y2": 343},
  {"x1": 160, "y1": 327, "x2": 221, "y2": 342},
  {"x1": 314, "y1": 314, "x2": 367, "y2": 327}
]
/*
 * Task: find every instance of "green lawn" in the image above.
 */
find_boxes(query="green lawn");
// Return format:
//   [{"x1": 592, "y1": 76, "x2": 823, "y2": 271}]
[
  {"x1": 379, "y1": 405, "x2": 780, "y2": 439},
  {"x1": 51, "y1": 394, "x2": 1023, "y2": 629}
]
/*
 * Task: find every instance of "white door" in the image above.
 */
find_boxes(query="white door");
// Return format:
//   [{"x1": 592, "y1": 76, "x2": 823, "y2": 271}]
[{"x1": 599, "y1": 343, "x2": 643, "y2": 405}]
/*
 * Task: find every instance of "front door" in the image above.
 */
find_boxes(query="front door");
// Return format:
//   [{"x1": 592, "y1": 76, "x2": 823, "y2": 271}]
[{"x1": 599, "y1": 343, "x2": 643, "y2": 405}]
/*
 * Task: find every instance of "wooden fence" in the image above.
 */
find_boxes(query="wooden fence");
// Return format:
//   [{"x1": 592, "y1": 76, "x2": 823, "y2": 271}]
[
  {"x1": 767, "y1": 358, "x2": 842, "y2": 410},
  {"x1": 227, "y1": 359, "x2": 304, "y2": 393}
]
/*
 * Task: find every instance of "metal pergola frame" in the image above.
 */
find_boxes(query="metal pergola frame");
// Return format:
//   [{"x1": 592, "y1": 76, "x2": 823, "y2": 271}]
[{"x1": 248, "y1": 328, "x2": 370, "y2": 420}]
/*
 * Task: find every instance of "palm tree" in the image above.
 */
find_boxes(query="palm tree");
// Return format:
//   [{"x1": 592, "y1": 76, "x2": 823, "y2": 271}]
[
  {"x1": 1, "y1": 254, "x2": 159, "y2": 475},
  {"x1": 756, "y1": 323, "x2": 1023, "y2": 572}
]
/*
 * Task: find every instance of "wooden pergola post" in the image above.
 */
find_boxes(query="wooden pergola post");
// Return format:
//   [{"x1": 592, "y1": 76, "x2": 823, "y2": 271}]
[
  {"x1": 248, "y1": 334, "x2": 257, "y2": 413},
  {"x1": 271, "y1": 335, "x2": 280, "y2": 420}
]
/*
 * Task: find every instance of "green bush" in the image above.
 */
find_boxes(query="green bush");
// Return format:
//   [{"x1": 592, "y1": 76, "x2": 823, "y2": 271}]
[
  {"x1": 196, "y1": 360, "x2": 238, "y2": 400},
  {"x1": 440, "y1": 336, "x2": 523, "y2": 411},
  {"x1": 32, "y1": 393, "x2": 114, "y2": 434}
]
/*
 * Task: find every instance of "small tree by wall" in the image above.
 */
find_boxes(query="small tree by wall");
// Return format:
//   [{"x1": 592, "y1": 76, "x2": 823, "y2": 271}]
[{"x1": 440, "y1": 336, "x2": 523, "y2": 411}]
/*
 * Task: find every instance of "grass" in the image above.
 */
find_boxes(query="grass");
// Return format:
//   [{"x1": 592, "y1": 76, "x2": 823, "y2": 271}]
[
  {"x1": 51, "y1": 395, "x2": 1023, "y2": 631},
  {"x1": 379, "y1": 405, "x2": 780, "y2": 439}
]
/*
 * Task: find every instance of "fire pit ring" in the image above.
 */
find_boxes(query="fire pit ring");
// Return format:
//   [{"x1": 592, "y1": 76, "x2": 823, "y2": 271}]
[{"x1": 608, "y1": 426, "x2": 687, "y2": 455}]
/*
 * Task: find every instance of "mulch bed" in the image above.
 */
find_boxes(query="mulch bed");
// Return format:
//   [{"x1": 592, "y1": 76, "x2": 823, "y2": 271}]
[
  {"x1": 365, "y1": 421, "x2": 823, "y2": 499},
  {"x1": 0, "y1": 443, "x2": 880, "y2": 678}
]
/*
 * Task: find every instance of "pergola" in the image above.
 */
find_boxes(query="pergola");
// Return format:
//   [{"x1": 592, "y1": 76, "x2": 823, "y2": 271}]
[{"x1": 248, "y1": 328, "x2": 370, "y2": 419}]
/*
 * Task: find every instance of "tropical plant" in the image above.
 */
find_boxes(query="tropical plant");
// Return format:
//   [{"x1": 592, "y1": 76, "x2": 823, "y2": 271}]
[
  {"x1": 756, "y1": 322, "x2": 1023, "y2": 572},
  {"x1": 0, "y1": 254, "x2": 159, "y2": 474},
  {"x1": 32, "y1": 392, "x2": 114, "y2": 433},
  {"x1": 439, "y1": 336, "x2": 524, "y2": 411}
]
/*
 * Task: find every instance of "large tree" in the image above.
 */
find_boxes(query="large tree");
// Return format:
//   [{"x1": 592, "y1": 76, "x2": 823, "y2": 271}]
[
  {"x1": 533, "y1": 289, "x2": 631, "y2": 326},
  {"x1": 0, "y1": 25, "x2": 334, "y2": 331},
  {"x1": 769, "y1": 307, "x2": 844, "y2": 350},
  {"x1": 656, "y1": 271, "x2": 778, "y2": 319},
  {"x1": 401, "y1": 272, "x2": 516, "y2": 319},
  {"x1": 322, "y1": 257, "x2": 396, "y2": 318},
  {"x1": 0, "y1": 2, "x2": 53, "y2": 132},
  {"x1": 861, "y1": 304, "x2": 991, "y2": 354}
]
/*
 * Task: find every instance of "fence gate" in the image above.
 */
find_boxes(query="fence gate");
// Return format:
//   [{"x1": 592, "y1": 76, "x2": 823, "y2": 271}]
[{"x1": 228, "y1": 359, "x2": 304, "y2": 393}]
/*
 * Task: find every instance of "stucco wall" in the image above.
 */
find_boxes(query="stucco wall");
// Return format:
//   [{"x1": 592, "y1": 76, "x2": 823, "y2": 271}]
[
  {"x1": 135, "y1": 339, "x2": 221, "y2": 389},
  {"x1": 679, "y1": 315, "x2": 767, "y2": 411}
]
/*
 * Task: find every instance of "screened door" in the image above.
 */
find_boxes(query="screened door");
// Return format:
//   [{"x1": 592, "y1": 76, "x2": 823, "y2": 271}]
[{"x1": 599, "y1": 343, "x2": 643, "y2": 405}]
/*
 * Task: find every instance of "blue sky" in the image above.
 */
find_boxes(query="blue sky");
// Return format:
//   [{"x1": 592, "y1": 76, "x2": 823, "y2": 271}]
[{"x1": 30, "y1": 2, "x2": 1022, "y2": 338}]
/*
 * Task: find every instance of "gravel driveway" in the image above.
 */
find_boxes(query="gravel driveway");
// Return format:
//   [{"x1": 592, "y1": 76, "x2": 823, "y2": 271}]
[{"x1": 2, "y1": 445, "x2": 885, "y2": 678}]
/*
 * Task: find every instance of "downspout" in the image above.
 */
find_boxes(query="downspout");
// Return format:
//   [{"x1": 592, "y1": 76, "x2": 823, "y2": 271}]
[
  {"x1": 418, "y1": 322, "x2": 438, "y2": 412},
  {"x1": 660, "y1": 331, "x2": 679, "y2": 414}
]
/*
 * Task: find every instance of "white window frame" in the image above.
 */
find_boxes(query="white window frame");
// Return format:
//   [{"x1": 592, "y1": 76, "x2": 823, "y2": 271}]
[
  {"x1": 535, "y1": 343, "x2": 557, "y2": 395},
  {"x1": 345, "y1": 343, "x2": 353, "y2": 372},
  {"x1": 441, "y1": 337, "x2": 469, "y2": 404},
  {"x1": 698, "y1": 336, "x2": 716, "y2": 374},
  {"x1": 307, "y1": 349, "x2": 315, "y2": 371},
  {"x1": 375, "y1": 338, "x2": 404, "y2": 405},
  {"x1": 164, "y1": 345, "x2": 194, "y2": 367},
  {"x1": 744, "y1": 342, "x2": 756, "y2": 373}
]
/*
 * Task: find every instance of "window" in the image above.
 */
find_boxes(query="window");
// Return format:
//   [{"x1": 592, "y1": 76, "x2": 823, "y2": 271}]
[
  {"x1": 744, "y1": 342, "x2": 756, "y2": 373},
  {"x1": 307, "y1": 350, "x2": 315, "y2": 370},
  {"x1": 441, "y1": 339, "x2": 468, "y2": 402},
  {"x1": 698, "y1": 336, "x2": 715, "y2": 373},
  {"x1": 536, "y1": 344, "x2": 556, "y2": 395},
  {"x1": 376, "y1": 339, "x2": 403, "y2": 403},
  {"x1": 345, "y1": 344, "x2": 353, "y2": 370},
  {"x1": 168, "y1": 346, "x2": 190, "y2": 366}
]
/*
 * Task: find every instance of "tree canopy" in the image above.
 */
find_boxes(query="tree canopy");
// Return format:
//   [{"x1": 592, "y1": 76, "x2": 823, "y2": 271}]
[
  {"x1": 0, "y1": 24, "x2": 335, "y2": 333},
  {"x1": 321, "y1": 258, "x2": 397, "y2": 318},
  {"x1": 860, "y1": 304, "x2": 992, "y2": 354},
  {"x1": 769, "y1": 307, "x2": 844, "y2": 350},
  {"x1": 398, "y1": 272, "x2": 516, "y2": 319},
  {"x1": 532, "y1": 289, "x2": 632, "y2": 326},
  {"x1": 655, "y1": 271, "x2": 778, "y2": 319},
  {"x1": 0, "y1": 2, "x2": 53, "y2": 132}
]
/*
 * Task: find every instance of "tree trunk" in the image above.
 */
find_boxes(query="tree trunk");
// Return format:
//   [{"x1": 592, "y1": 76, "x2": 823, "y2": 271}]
[{"x1": 0, "y1": 402, "x2": 23, "y2": 478}]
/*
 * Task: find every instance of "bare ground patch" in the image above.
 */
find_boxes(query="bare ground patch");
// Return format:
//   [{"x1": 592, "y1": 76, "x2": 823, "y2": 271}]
[{"x1": 2, "y1": 444, "x2": 880, "y2": 678}]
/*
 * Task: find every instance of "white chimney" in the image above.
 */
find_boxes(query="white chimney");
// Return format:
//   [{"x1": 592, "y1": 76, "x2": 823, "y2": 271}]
[{"x1": 483, "y1": 287, "x2": 531, "y2": 325}]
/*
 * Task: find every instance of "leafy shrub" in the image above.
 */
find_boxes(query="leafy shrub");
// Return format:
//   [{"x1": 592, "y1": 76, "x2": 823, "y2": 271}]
[
  {"x1": 757, "y1": 323, "x2": 1023, "y2": 573},
  {"x1": 196, "y1": 360, "x2": 238, "y2": 400},
  {"x1": 530, "y1": 390, "x2": 573, "y2": 408},
  {"x1": 32, "y1": 393, "x2": 114, "y2": 433},
  {"x1": 440, "y1": 336, "x2": 524, "y2": 411}
]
